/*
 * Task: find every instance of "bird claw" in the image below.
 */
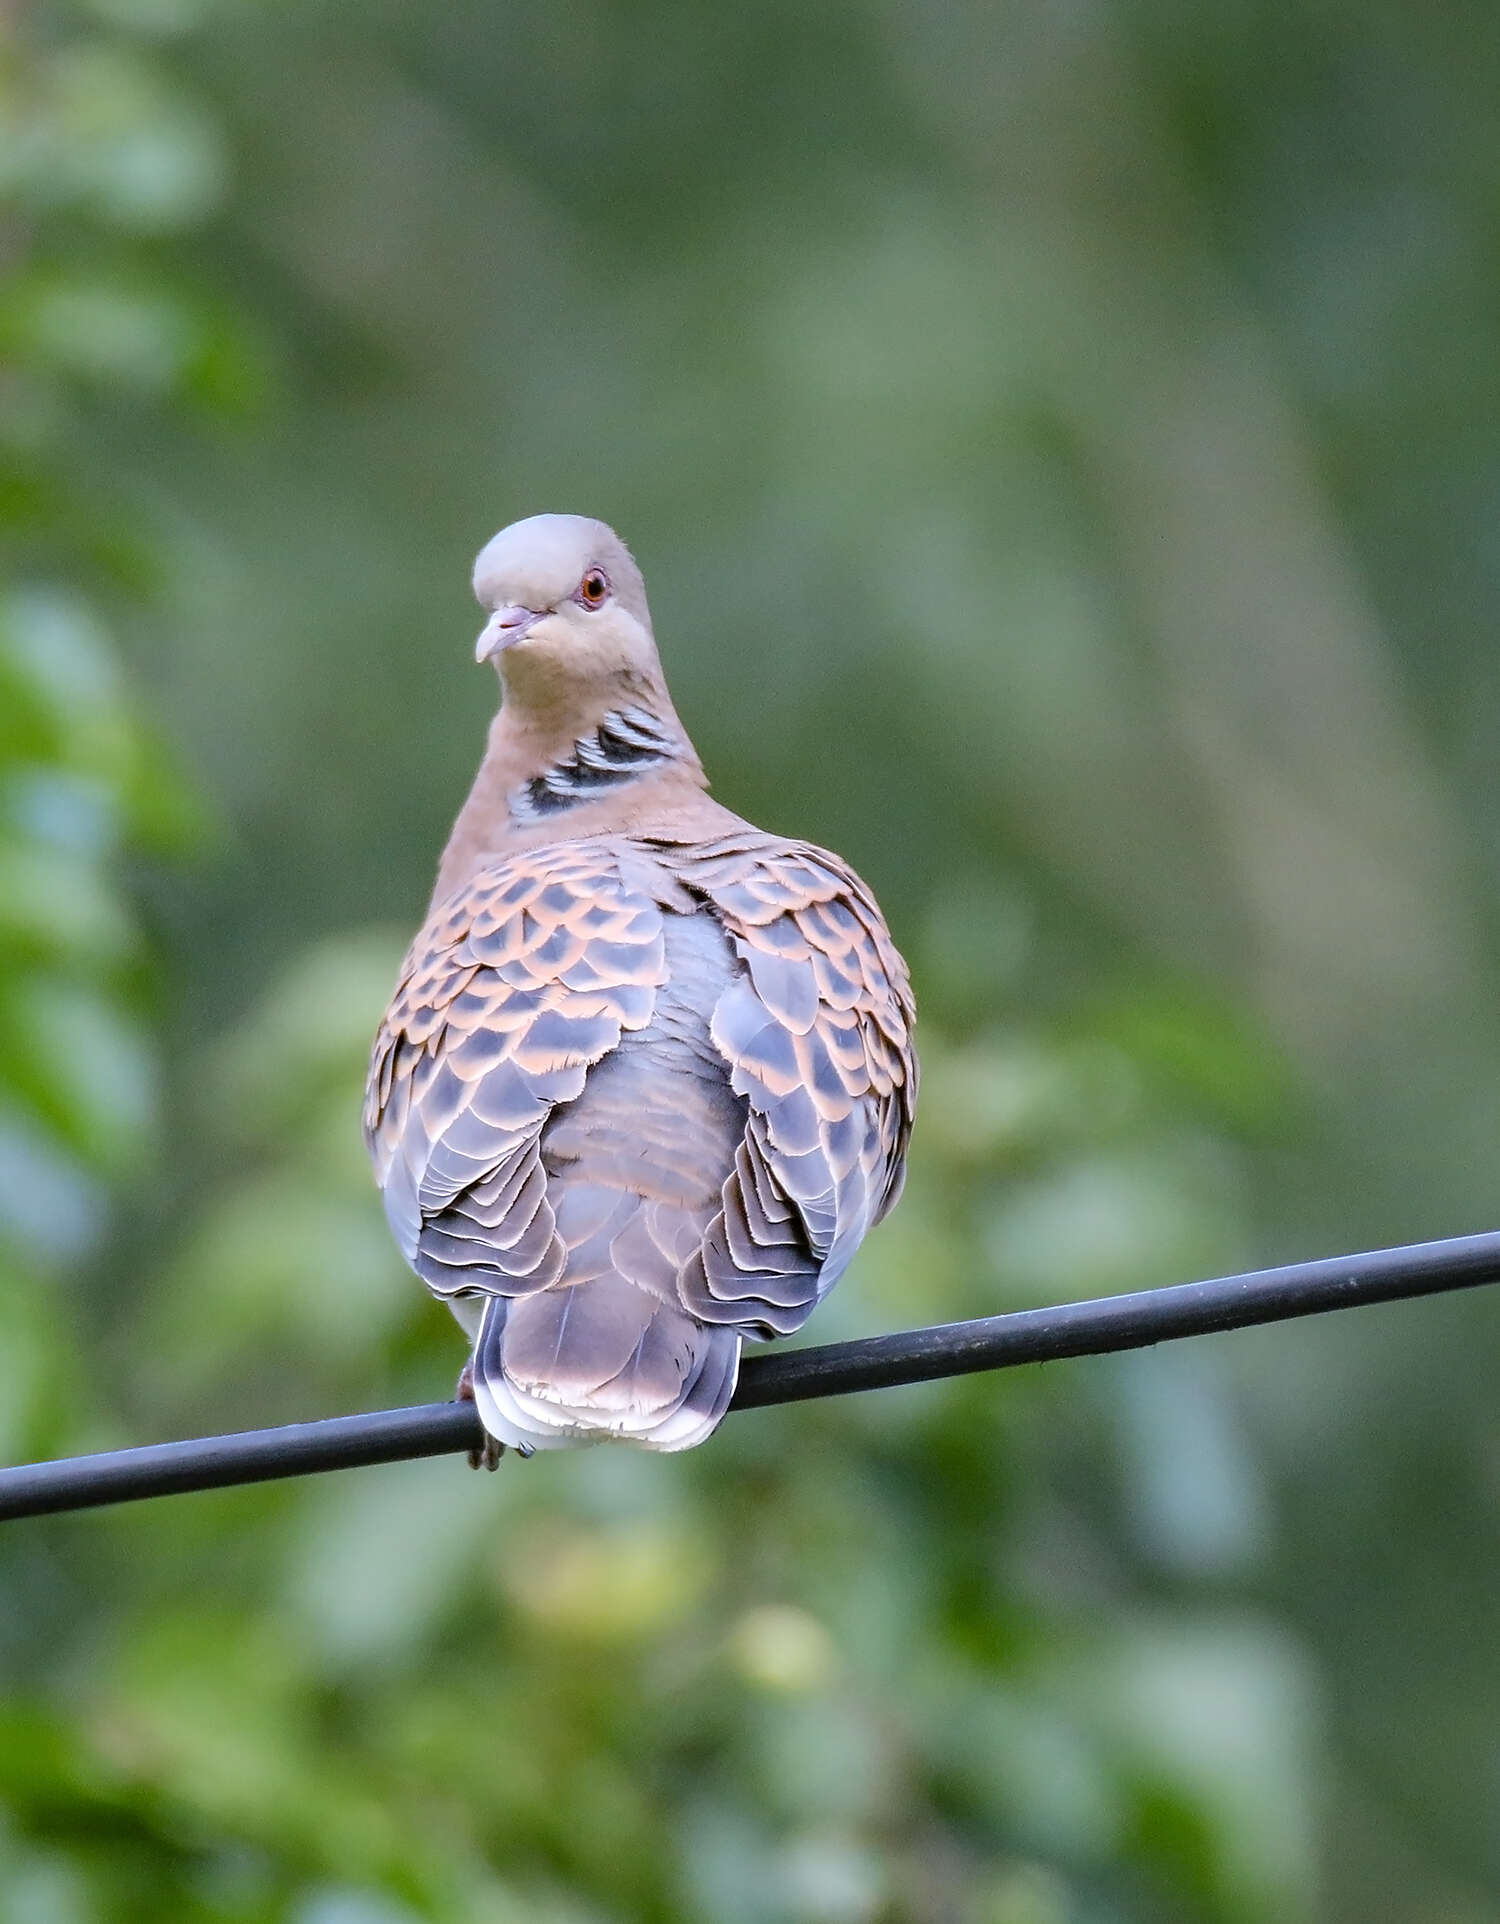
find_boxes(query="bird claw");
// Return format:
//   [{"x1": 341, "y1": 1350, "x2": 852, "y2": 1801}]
[{"x1": 455, "y1": 1358, "x2": 505, "y2": 1471}]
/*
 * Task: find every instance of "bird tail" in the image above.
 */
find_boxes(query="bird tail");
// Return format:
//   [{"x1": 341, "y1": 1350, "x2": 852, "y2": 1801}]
[{"x1": 469, "y1": 1278, "x2": 742, "y2": 1453}]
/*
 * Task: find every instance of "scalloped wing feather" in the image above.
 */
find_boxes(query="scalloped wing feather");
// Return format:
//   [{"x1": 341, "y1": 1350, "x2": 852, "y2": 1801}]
[
  {"x1": 364, "y1": 841, "x2": 668, "y2": 1300},
  {"x1": 666, "y1": 832, "x2": 917, "y2": 1338}
]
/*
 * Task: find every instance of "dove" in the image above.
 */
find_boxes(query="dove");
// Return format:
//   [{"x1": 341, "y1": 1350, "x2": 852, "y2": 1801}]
[{"x1": 364, "y1": 514, "x2": 916, "y2": 1457}]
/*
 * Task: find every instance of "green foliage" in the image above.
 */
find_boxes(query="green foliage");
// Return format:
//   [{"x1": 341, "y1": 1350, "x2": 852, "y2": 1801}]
[
  {"x1": 0, "y1": 13, "x2": 204, "y2": 1344},
  {"x1": 5, "y1": 2, "x2": 1500, "y2": 1921}
]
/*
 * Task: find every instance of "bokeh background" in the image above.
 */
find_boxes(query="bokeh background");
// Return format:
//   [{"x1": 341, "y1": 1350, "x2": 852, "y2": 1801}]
[{"x1": 5, "y1": 2, "x2": 1500, "y2": 1919}]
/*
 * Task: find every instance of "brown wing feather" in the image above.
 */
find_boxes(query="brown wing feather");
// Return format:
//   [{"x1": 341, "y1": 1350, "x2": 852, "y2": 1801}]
[
  {"x1": 664, "y1": 832, "x2": 917, "y2": 1337},
  {"x1": 364, "y1": 841, "x2": 667, "y2": 1301}
]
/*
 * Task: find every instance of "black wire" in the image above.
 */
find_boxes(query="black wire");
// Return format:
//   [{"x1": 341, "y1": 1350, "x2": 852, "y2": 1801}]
[{"x1": 4, "y1": 1228, "x2": 1499, "y2": 1522}]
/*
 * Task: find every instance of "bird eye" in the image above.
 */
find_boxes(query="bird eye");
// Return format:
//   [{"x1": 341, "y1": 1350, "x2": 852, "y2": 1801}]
[{"x1": 579, "y1": 568, "x2": 609, "y2": 609}]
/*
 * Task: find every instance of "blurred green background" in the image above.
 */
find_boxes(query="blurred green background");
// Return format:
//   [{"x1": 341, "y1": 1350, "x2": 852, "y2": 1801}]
[{"x1": 5, "y1": 1, "x2": 1500, "y2": 1918}]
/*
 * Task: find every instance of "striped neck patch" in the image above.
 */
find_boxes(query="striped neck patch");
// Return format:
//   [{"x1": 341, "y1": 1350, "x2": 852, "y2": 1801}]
[{"x1": 511, "y1": 707, "x2": 675, "y2": 820}]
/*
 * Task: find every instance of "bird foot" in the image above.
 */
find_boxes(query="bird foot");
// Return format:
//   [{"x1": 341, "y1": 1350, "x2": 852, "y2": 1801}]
[{"x1": 455, "y1": 1359, "x2": 504, "y2": 1471}]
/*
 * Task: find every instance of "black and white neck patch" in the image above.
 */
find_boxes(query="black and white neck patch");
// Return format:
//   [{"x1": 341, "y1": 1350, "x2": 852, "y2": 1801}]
[{"x1": 512, "y1": 706, "x2": 675, "y2": 820}]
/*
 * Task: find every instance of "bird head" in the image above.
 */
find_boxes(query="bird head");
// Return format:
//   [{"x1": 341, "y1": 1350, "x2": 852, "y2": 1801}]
[{"x1": 472, "y1": 514, "x2": 659, "y2": 710}]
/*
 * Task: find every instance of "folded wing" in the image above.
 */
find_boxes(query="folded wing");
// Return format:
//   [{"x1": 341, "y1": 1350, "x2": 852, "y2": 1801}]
[
  {"x1": 364, "y1": 841, "x2": 668, "y2": 1303},
  {"x1": 668, "y1": 833, "x2": 918, "y2": 1337}
]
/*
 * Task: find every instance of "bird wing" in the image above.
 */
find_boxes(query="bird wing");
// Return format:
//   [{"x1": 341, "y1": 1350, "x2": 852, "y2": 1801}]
[
  {"x1": 364, "y1": 839, "x2": 667, "y2": 1301},
  {"x1": 667, "y1": 832, "x2": 917, "y2": 1337}
]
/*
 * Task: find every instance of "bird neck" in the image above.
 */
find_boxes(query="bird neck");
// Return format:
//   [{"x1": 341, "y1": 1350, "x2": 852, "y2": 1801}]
[{"x1": 429, "y1": 684, "x2": 710, "y2": 908}]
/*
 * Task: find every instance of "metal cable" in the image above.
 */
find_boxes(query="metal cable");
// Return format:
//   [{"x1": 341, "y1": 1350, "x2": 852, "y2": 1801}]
[{"x1": 4, "y1": 1228, "x2": 1498, "y2": 1521}]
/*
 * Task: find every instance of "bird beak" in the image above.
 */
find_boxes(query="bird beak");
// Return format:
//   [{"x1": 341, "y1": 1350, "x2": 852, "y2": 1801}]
[{"x1": 475, "y1": 605, "x2": 544, "y2": 663}]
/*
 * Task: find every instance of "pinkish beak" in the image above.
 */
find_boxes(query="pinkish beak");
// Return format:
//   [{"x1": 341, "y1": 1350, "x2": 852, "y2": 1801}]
[{"x1": 475, "y1": 605, "x2": 544, "y2": 663}]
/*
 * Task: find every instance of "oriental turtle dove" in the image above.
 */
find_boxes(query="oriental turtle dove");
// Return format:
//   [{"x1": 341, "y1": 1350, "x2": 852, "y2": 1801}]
[{"x1": 365, "y1": 515, "x2": 916, "y2": 1454}]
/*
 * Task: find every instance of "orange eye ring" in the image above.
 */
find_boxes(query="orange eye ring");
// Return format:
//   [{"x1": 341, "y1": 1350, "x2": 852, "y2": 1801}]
[{"x1": 579, "y1": 568, "x2": 609, "y2": 609}]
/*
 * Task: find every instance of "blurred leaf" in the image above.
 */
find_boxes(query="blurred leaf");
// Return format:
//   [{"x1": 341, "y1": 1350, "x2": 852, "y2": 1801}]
[
  {"x1": 207, "y1": 930, "x2": 406, "y2": 1147},
  {"x1": 2, "y1": 41, "x2": 226, "y2": 231},
  {"x1": 495, "y1": 1515, "x2": 717, "y2": 1644},
  {"x1": 3, "y1": 274, "x2": 198, "y2": 394}
]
